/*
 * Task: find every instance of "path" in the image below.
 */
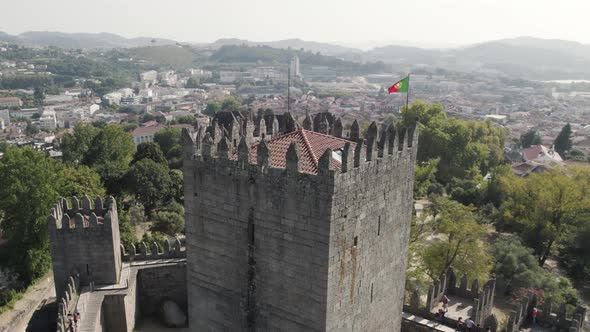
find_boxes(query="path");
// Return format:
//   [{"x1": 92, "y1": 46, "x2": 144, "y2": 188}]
[
  {"x1": 0, "y1": 272, "x2": 55, "y2": 332},
  {"x1": 76, "y1": 290, "x2": 105, "y2": 332}
]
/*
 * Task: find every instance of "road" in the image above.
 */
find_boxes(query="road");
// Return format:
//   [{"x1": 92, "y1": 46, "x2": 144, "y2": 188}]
[{"x1": 0, "y1": 272, "x2": 55, "y2": 332}]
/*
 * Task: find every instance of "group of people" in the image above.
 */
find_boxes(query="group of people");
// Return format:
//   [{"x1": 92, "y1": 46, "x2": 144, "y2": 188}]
[
  {"x1": 66, "y1": 309, "x2": 80, "y2": 332},
  {"x1": 437, "y1": 294, "x2": 492, "y2": 332}
]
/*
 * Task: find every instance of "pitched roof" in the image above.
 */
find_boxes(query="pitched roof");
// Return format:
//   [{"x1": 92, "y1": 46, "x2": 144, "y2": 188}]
[
  {"x1": 238, "y1": 129, "x2": 356, "y2": 174},
  {"x1": 522, "y1": 145, "x2": 563, "y2": 162}
]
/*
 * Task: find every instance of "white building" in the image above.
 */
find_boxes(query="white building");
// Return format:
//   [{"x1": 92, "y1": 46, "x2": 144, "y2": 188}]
[
  {"x1": 102, "y1": 92, "x2": 123, "y2": 106},
  {"x1": 89, "y1": 104, "x2": 100, "y2": 115},
  {"x1": 0, "y1": 109, "x2": 10, "y2": 126},
  {"x1": 140, "y1": 70, "x2": 158, "y2": 84},
  {"x1": 39, "y1": 109, "x2": 58, "y2": 130},
  {"x1": 220, "y1": 71, "x2": 244, "y2": 83}
]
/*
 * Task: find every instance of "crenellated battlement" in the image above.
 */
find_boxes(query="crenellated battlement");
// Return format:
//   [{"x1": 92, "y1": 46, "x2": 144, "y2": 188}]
[
  {"x1": 48, "y1": 195, "x2": 122, "y2": 298},
  {"x1": 182, "y1": 110, "x2": 419, "y2": 179},
  {"x1": 120, "y1": 238, "x2": 186, "y2": 261},
  {"x1": 48, "y1": 195, "x2": 119, "y2": 231}
]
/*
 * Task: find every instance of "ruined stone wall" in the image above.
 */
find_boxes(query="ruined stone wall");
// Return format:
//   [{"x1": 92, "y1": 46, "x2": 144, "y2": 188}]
[
  {"x1": 325, "y1": 126, "x2": 418, "y2": 331},
  {"x1": 184, "y1": 156, "x2": 333, "y2": 331},
  {"x1": 48, "y1": 196, "x2": 122, "y2": 299},
  {"x1": 137, "y1": 263, "x2": 187, "y2": 317}
]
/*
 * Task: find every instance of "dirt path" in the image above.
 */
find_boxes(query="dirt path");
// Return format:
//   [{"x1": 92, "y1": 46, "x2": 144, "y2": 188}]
[{"x1": 0, "y1": 272, "x2": 55, "y2": 332}]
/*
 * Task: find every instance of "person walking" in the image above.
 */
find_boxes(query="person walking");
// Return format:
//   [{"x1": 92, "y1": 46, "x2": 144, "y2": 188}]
[
  {"x1": 456, "y1": 317, "x2": 465, "y2": 331},
  {"x1": 442, "y1": 294, "x2": 450, "y2": 309},
  {"x1": 465, "y1": 318, "x2": 476, "y2": 331},
  {"x1": 532, "y1": 306, "x2": 539, "y2": 325}
]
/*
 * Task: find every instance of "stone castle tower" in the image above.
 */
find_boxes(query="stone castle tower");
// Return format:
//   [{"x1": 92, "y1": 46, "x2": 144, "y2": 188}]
[
  {"x1": 183, "y1": 110, "x2": 418, "y2": 331},
  {"x1": 48, "y1": 196, "x2": 122, "y2": 298}
]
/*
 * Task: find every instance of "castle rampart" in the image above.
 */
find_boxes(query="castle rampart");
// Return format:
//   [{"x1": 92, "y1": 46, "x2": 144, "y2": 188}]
[
  {"x1": 183, "y1": 111, "x2": 418, "y2": 331},
  {"x1": 48, "y1": 196, "x2": 122, "y2": 298}
]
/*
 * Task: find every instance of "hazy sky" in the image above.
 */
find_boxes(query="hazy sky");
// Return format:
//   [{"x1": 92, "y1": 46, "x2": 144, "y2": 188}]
[{"x1": 2, "y1": 0, "x2": 590, "y2": 47}]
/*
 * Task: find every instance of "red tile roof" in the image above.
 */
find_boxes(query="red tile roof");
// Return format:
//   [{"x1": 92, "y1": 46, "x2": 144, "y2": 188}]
[
  {"x1": 522, "y1": 145, "x2": 543, "y2": 161},
  {"x1": 238, "y1": 129, "x2": 356, "y2": 174}
]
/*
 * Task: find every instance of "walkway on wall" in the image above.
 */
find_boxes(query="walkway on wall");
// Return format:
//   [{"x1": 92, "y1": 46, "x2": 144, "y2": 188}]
[
  {"x1": 402, "y1": 312, "x2": 456, "y2": 332},
  {"x1": 76, "y1": 291, "x2": 105, "y2": 332}
]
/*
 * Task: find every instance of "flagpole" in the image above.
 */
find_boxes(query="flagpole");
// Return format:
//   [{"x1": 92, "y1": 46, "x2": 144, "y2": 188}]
[{"x1": 406, "y1": 72, "x2": 411, "y2": 111}]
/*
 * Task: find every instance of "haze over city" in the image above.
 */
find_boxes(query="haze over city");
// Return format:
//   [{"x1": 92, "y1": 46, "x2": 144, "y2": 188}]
[
  {"x1": 1, "y1": 1, "x2": 590, "y2": 332},
  {"x1": 1, "y1": 0, "x2": 590, "y2": 47}
]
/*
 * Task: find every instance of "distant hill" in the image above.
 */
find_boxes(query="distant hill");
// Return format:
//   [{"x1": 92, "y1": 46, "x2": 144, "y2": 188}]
[
  {"x1": 0, "y1": 31, "x2": 177, "y2": 49},
  {"x1": 364, "y1": 36, "x2": 590, "y2": 80},
  {"x1": 210, "y1": 38, "x2": 360, "y2": 56}
]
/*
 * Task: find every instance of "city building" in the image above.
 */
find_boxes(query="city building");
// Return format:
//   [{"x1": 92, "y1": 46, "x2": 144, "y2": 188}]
[
  {"x1": 0, "y1": 109, "x2": 10, "y2": 126},
  {"x1": 39, "y1": 109, "x2": 58, "y2": 130},
  {"x1": 290, "y1": 55, "x2": 301, "y2": 78},
  {"x1": 0, "y1": 97, "x2": 22, "y2": 108}
]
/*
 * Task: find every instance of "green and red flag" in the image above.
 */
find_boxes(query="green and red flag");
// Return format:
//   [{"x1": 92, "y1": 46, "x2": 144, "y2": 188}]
[{"x1": 388, "y1": 76, "x2": 410, "y2": 94}]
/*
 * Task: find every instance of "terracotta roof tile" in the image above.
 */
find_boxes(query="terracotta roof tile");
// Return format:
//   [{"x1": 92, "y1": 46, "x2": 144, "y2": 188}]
[{"x1": 236, "y1": 129, "x2": 356, "y2": 174}]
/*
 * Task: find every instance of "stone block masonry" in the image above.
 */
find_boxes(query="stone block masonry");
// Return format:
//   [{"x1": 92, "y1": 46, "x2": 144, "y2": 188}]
[
  {"x1": 48, "y1": 196, "x2": 122, "y2": 300},
  {"x1": 183, "y1": 111, "x2": 418, "y2": 331}
]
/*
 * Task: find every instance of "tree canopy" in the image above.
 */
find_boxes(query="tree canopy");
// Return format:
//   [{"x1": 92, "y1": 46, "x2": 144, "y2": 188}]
[
  {"x1": 497, "y1": 167, "x2": 590, "y2": 266},
  {"x1": 553, "y1": 123, "x2": 572, "y2": 157},
  {"x1": 0, "y1": 148, "x2": 63, "y2": 282},
  {"x1": 520, "y1": 129, "x2": 541, "y2": 148},
  {"x1": 401, "y1": 101, "x2": 506, "y2": 188},
  {"x1": 411, "y1": 196, "x2": 492, "y2": 283}
]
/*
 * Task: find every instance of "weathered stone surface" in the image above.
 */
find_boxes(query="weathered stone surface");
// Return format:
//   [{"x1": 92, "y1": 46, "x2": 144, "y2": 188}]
[
  {"x1": 183, "y1": 115, "x2": 419, "y2": 331},
  {"x1": 162, "y1": 300, "x2": 187, "y2": 327}
]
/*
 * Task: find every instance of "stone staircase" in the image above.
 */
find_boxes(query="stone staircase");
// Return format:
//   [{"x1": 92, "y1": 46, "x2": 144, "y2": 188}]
[{"x1": 75, "y1": 290, "x2": 104, "y2": 332}]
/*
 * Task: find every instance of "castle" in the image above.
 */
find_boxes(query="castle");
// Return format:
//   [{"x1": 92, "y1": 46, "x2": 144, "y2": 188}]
[{"x1": 47, "y1": 109, "x2": 418, "y2": 332}]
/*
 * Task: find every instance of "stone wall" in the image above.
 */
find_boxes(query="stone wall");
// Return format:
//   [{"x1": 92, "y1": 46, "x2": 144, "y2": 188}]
[
  {"x1": 55, "y1": 275, "x2": 80, "y2": 332},
  {"x1": 506, "y1": 291, "x2": 586, "y2": 332},
  {"x1": 404, "y1": 269, "x2": 497, "y2": 331},
  {"x1": 120, "y1": 238, "x2": 186, "y2": 262},
  {"x1": 184, "y1": 152, "x2": 334, "y2": 331},
  {"x1": 48, "y1": 196, "x2": 122, "y2": 297},
  {"x1": 325, "y1": 125, "x2": 418, "y2": 331},
  {"x1": 137, "y1": 263, "x2": 187, "y2": 317},
  {"x1": 183, "y1": 115, "x2": 418, "y2": 331}
]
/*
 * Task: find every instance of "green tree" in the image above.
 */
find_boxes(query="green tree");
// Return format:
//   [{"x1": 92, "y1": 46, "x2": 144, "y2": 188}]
[
  {"x1": 185, "y1": 76, "x2": 200, "y2": 88},
  {"x1": 221, "y1": 96, "x2": 242, "y2": 112},
  {"x1": 203, "y1": 100, "x2": 221, "y2": 117},
  {"x1": 83, "y1": 125, "x2": 134, "y2": 194},
  {"x1": 520, "y1": 129, "x2": 541, "y2": 148},
  {"x1": 169, "y1": 169, "x2": 184, "y2": 203},
  {"x1": 401, "y1": 101, "x2": 505, "y2": 186},
  {"x1": 61, "y1": 124, "x2": 100, "y2": 166},
  {"x1": 493, "y1": 236, "x2": 580, "y2": 306},
  {"x1": 498, "y1": 167, "x2": 590, "y2": 266},
  {"x1": 151, "y1": 211, "x2": 184, "y2": 236},
  {"x1": 560, "y1": 220, "x2": 590, "y2": 281},
  {"x1": 132, "y1": 142, "x2": 166, "y2": 164},
  {"x1": 0, "y1": 148, "x2": 64, "y2": 282},
  {"x1": 493, "y1": 235, "x2": 543, "y2": 294},
  {"x1": 126, "y1": 159, "x2": 172, "y2": 213},
  {"x1": 417, "y1": 197, "x2": 492, "y2": 282},
  {"x1": 33, "y1": 86, "x2": 45, "y2": 107},
  {"x1": 414, "y1": 159, "x2": 439, "y2": 198},
  {"x1": 25, "y1": 123, "x2": 39, "y2": 136},
  {"x1": 60, "y1": 165, "x2": 106, "y2": 198},
  {"x1": 153, "y1": 127, "x2": 182, "y2": 167},
  {"x1": 553, "y1": 123, "x2": 572, "y2": 157}
]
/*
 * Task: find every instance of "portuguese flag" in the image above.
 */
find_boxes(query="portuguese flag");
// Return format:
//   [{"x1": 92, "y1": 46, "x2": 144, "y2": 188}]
[{"x1": 388, "y1": 76, "x2": 410, "y2": 94}]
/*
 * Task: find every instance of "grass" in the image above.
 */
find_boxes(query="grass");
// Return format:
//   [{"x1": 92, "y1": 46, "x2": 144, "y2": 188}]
[{"x1": 0, "y1": 288, "x2": 26, "y2": 314}]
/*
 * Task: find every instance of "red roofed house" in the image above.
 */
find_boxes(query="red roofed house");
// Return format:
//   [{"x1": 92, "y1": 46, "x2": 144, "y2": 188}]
[{"x1": 521, "y1": 144, "x2": 563, "y2": 166}]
